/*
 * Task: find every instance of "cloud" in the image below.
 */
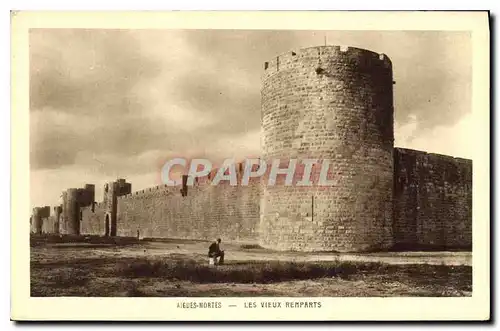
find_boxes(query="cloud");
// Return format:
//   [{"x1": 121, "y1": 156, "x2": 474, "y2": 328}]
[
  {"x1": 30, "y1": 167, "x2": 163, "y2": 208},
  {"x1": 30, "y1": 30, "x2": 160, "y2": 115},
  {"x1": 395, "y1": 112, "x2": 475, "y2": 159},
  {"x1": 210, "y1": 129, "x2": 262, "y2": 162}
]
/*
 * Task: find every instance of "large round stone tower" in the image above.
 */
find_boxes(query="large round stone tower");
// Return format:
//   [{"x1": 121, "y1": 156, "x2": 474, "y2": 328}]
[{"x1": 259, "y1": 45, "x2": 394, "y2": 252}]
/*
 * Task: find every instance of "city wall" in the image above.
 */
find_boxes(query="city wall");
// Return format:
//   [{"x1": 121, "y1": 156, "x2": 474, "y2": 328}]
[
  {"x1": 80, "y1": 202, "x2": 107, "y2": 236},
  {"x1": 30, "y1": 45, "x2": 473, "y2": 252},
  {"x1": 77, "y1": 173, "x2": 261, "y2": 243},
  {"x1": 393, "y1": 148, "x2": 472, "y2": 249},
  {"x1": 32, "y1": 147, "x2": 472, "y2": 251},
  {"x1": 115, "y1": 182, "x2": 260, "y2": 242}
]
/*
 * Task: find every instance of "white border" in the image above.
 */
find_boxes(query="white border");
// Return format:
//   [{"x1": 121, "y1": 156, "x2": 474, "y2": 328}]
[{"x1": 9, "y1": 9, "x2": 491, "y2": 322}]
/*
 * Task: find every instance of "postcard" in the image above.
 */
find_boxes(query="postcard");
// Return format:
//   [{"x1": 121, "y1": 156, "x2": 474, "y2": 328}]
[{"x1": 11, "y1": 10, "x2": 490, "y2": 321}]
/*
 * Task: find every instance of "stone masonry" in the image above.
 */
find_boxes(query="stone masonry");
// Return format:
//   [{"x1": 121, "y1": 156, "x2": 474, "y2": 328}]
[
  {"x1": 31, "y1": 45, "x2": 472, "y2": 252},
  {"x1": 393, "y1": 148, "x2": 472, "y2": 249},
  {"x1": 261, "y1": 46, "x2": 394, "y2": 252}
]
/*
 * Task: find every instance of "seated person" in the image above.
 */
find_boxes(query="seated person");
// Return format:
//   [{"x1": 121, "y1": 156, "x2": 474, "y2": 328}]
[{"x1": 208, "y1": 238, "x2": 224, "y2": 264}]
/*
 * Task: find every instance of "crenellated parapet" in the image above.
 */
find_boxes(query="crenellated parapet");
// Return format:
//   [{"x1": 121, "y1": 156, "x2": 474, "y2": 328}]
[{"x1": 263, "y1": 45, "x2": 393, "y2": 82}]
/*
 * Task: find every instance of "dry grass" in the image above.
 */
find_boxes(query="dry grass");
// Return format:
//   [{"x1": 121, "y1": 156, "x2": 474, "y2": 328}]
[
  {"x1": 240, "y1": 244, "x2": 264, "y2": 250},
  {"x1": 30, "y1": 234, "x2": 140, "y2": 247},
  {"x1": 114, "y1": 259, "x2": 371, "y2": 282},
  {"x1": 31, "y1": 254, "x2": 472, "y2": 297},
  {"x1": 30, "y1": 236, "x2": 472, "y2": 297}
]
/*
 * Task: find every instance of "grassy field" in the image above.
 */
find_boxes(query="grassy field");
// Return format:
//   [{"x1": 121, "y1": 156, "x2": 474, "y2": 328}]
[{"x1": 30, "y1": 235, "x2": 472, "y2": 297}]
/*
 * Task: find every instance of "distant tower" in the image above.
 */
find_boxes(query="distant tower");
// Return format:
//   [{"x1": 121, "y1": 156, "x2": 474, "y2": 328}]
[
  {"x1": 60, "y1": 184, "x2": 95, "y2": 235},
  {"x1": 103, "y1": 179, "x2": 132, "y2": 236},
  {"x1": 31, "y1": 207, "x2": 43, "y2": 234},
  {"x1": 62, "y1": 189, "x2": 80, "y2": 235},
  {"x1": 83, "y1": 184, "x2": 95, "y2": 206},
  {"x1": 53, "y1": 205, "x2": 62, "y2": 234},
  {"x1": 260, "y1": 46, "x2": 394, "y2": 252},
  {"x1": 31, "y1": 206, "x2": 50, "y2": 234}
]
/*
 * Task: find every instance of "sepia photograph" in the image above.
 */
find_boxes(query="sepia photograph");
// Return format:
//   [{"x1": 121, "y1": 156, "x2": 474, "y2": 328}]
[{"x1": 11, "y1": 10, "x2": 490, "y2": 321}]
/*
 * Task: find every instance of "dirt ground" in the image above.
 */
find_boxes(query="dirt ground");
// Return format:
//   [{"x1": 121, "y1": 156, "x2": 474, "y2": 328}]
[{"x1": 30, "y1": 237, "x2": 472, "y2": 297}]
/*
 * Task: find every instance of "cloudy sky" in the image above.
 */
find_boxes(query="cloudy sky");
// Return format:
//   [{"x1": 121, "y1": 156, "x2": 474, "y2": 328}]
[{"x1": 30, "y1": 29, "x2": 472, "y2": 208}]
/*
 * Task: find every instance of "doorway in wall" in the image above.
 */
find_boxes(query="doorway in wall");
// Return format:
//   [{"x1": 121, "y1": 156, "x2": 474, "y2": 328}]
[{"x1": 105, "y1": 214, "x2": 110, "y2": 237}]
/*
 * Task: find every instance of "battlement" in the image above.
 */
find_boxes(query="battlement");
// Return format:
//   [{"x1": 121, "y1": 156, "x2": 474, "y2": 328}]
[
  {"x1": 33, "y1": 206, "x2": 51, "y2": 218},
  {"x1": 394, "y1": 147, "x2": 473, "y2": 165},
  {"x1": 31, "y1": 205, "x2": 61, "y2": 220},
  {"x1": 106, "y1": 179, "x2": 132, "y2": 197},
  {"x1": 62, "y1": 184, "x2": 95, "y2": 207},
  {"x1": 196, "y1": 161, "x2": 262, "y2": 185},
  {"x1": 117, "y1": 184, "x2": 179, "y2": 200},
  {"x1": 262, "y1": 45, "x2": 392, "y2": 81},
  {"x1": 114, "y1": 165, "x2": 262, "y2": 202}
]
